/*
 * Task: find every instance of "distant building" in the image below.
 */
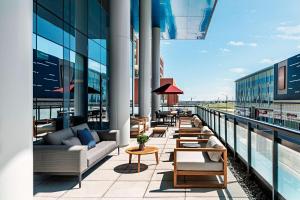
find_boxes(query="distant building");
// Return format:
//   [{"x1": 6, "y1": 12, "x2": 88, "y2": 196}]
[
  {"x1": 235, "y1": 53, "x2": 300, "y2": 130},
  {"x1": 134, "y1": 77, "x2": 179, "y2": 107}
]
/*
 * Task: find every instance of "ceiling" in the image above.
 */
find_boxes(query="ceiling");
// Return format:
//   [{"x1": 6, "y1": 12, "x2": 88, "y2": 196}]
[{"x1": 132, "y1": 0, "x2": 218, "y2": 40}]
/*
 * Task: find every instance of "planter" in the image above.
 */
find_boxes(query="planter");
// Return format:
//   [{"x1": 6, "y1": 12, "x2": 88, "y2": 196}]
[{"x1": 139, "y1": 144, "x2": 145, "y2": 151}]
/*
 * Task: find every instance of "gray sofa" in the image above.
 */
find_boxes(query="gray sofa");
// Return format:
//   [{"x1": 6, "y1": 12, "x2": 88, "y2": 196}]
[{"x1": 33, "y1": 123, "x2": 119, "y2": 187}]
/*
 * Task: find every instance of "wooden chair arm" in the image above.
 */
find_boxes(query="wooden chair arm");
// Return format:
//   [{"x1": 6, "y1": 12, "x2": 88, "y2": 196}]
[{"x1": 174, "y1": 147, "x2": 227, "y2": 152}]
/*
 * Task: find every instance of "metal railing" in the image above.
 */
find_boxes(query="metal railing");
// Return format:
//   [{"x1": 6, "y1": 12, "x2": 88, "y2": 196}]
[{"x1": 197, "y1": 106, "x2": 300, "y2": 200}]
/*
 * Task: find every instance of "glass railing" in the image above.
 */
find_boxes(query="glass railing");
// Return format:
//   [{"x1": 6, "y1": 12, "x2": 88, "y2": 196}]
[{"x1": 197, "y1": 106, "x2": 300, "y2": 200}]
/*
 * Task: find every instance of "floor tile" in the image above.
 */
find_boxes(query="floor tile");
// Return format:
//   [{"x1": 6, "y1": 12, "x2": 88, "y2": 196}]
[
  {"x1": 104, "y1": 181, "x2": 149, "y2": 198},
  {"x1": 62, "y1": 181, "x2": 113, "y2": 198},
  {"x1": 118, "y1": 169, "x2": 154, "y2": 181},
  {"x1": 144, "y1": 181, "x2": 186, "y2": 198},
  {"x1": 34, "y1": 181, "x2": 76, "y2": 198},
  {"x1": 151, "y1": 170, "x2": 173, "y2": 181},
  {"x1": 84, "y1": 169, "x2": 121, "y2": 181}
]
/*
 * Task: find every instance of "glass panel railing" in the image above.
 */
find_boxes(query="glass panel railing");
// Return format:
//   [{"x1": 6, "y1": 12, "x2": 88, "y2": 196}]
[
  {"x1": 251, "y1": 131, "x2": 273, "y2": 185},
  {"x1": 215, "y1": 115, "x2": 219, "y2": 135},
  {"x1": 227, "y1": 121, "x2": 234, "y2": 148},
  {"x1": 220, "y1": 117, "x2": 225, "y2": 140},
  {"x1": 278, "y1": 144, "x2": 300, "y2": 200},
  {"x1": 236, "y1": 125, "x2": 248, "y2": 161}
]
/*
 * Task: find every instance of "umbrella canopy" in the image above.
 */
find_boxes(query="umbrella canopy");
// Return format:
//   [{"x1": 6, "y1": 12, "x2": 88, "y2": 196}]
[
  {"x1": 152, "y1": 83, "x2": 183, "y2": 94},
  {"x1": 53, "y1": 84, "x2": 101, "y2": 94}
]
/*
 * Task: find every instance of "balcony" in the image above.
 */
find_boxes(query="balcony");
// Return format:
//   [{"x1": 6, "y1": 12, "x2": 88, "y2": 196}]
[{"x1": 34, "y1": 120, "x2": 249, "y2": 199}]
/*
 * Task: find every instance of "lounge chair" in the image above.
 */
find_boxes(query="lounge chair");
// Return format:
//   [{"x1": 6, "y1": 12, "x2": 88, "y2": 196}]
[
  {"x1": 130, "y1": 117, "x2": 145, "y2": 137},
  {"x1": 174, "y1": 136, "x2": 227, "y2": 188}
]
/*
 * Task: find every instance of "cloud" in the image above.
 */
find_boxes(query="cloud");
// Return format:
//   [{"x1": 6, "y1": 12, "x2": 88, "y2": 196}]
[
  {"x1": 276, "y1": 24, "x2": 300, "y2": 40},
  {"x1": 219, "y1": 48, "x2": 230, "y2": 52},
  {"x1": 260, "y1": 58, "x2": 273, "y2": 64},
  {"x1": 248, "y1": 43, "x2": 258, "y2": 47},
  {"x1": 227, "y1": 41, "x2": 257, "y2": 47},
  {"x1": 298, "y1": 45, "x2": 300, "y2": 49},
  {"x1": 200, "y1": 50, "x2": 208, "y2": 53},
  {"x1": 228, "y1": 41, "x2": 245, "y2": 46},
  {"x1": 229, "y1": 67, "x2": 246, "y2": 74}
]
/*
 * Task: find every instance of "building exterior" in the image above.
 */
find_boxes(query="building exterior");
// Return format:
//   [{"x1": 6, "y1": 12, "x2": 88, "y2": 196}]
[
  {"x1": 0, "y1": 1, "x2": 218, "y2": 199},
  {"x1": 235, "y1": 53, "x2": 300, "y2": 130},
  {"x1": 134, "y1": 77, "x2": 179, "y2": 108}
]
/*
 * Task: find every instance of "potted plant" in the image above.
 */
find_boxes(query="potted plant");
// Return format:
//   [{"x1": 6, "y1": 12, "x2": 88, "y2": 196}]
[{"x1": 137, "y1": 134, "x2": 149, "y2": 150}]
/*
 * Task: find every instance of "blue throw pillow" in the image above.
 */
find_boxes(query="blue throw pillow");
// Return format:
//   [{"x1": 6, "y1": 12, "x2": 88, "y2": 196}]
[{"x1": 77, "y1": 128, "x2": 96, "y2": 149}]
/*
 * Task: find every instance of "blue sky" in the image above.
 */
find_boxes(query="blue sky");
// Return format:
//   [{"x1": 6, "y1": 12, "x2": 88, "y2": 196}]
[{"x1": 161, "y1": 0, "x2": 300, "y2": 101}]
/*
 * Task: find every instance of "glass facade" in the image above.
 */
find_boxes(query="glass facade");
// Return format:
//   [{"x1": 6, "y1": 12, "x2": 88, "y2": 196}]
[
  {"x1": 33, "y1": 0, "x2": 109, "y2": 136},
  {"x1": 236, "y1": 67, "x2": 274, "y2": 106}
]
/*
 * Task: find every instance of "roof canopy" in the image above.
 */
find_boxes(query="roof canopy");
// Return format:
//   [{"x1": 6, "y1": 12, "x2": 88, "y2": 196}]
[{"x1": 132, "y1": 0, "x2": 218, "y2": 40}]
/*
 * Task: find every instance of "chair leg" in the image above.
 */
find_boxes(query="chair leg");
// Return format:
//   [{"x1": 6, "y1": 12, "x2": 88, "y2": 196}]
[
  {"x1": 118, "y1": 147, "x2": 120, "y2": 155},
  {"x1": 78, "y1": 174, "x2": 82, "y2": 188}
]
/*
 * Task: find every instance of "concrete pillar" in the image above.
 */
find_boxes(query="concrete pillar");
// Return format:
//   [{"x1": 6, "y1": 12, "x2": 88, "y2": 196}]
[
  {"x1": 109, "y1": 0, "x2": 130, "y2": 146},
  {"x1": 139, "y1": 0, "x2": 152, "y2": 118},
  {"x1": 0, "y1": 0, "x2": 33, "y2": 200},
  {"x1": 151, "y1": 27, "x2": 161, "y2": 118}
]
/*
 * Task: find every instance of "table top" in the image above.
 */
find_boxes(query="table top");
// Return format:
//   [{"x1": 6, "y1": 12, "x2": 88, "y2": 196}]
[{"x1": 126, "y1": 146, "x2": 159, "y2": 155}]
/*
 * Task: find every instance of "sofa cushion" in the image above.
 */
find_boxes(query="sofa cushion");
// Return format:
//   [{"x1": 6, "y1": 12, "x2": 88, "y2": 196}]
[
  {"x1": 176, "y1": 151, "x2": 223, "y2": 171},
  {"x1": 44, "y1": 128, "x2": 74, "y2": 145},
  {"x1": 87, "y1": 141, "x2": 117, "y2": 166},
  {"x1": 91, "y1": 130, "x2": 100, "y2": 143},
  {"x1": 193, "y1": 118, "x2": 202, "y2": 128},
  {"x1": 62, "y1": 137, "x2": 82, "y2": 146},
  {"x1": 130, "y1": 124, "x2": 144, "y2": 131},
  {"x1": 71, "y1": 123, "x2": 90, "y2": 136},
  {"x1": 202, "y1": 126, "x2": 212, "y2": 133},
  {"x1": 77, "y1": 129, "x2": 96, "y2": 149},
  {"x1": 206, "y1": 136, "x2": 224, "y2": 162}
]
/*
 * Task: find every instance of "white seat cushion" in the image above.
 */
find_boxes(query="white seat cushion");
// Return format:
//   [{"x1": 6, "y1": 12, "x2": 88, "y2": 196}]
[
  {"x1": 206, "y1": 136, "x2": 225, "y2": 162},
  {"x1": 176, "y1": 151, "x2": 223, "y2": 171}
]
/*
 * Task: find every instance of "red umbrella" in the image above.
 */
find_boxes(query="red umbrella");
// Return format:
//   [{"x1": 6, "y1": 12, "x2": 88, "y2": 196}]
[
  {"x1": 53, "y1": 84, "x2": 101, "y2": 94},
  {"x1": 152, "y1": 83, "x2": 183, "y2": 108},
  {"x1": 152, "y1": 83, "x2": 183, "y2": 94}
]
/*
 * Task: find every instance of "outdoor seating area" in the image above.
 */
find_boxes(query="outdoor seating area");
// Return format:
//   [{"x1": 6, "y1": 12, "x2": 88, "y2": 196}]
[{"x1": 33, "y1": 120, "x2": 248, "y2": 200}]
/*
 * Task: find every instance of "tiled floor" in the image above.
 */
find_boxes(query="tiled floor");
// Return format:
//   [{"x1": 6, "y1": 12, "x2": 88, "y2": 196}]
[{"x1": 34, "y1": 128, "x2": 249, "y2": 200}]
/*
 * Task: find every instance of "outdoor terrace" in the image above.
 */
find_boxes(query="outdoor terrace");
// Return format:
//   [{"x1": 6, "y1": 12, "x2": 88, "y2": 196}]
[{"x1": 34, "y1": 126, "x2": 249, "y2": 200}]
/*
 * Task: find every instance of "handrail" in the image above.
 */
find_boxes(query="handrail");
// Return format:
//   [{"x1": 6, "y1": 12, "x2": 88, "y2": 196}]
[
  {"x1": 198, "y1": 106, "x2": 300, "y2": 148},
  {"x1": 197, "y1": 106, "x2": 300, "y2": 200}
]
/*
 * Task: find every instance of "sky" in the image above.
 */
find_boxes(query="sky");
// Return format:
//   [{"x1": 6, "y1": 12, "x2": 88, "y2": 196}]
[{"x1": 161, "y1": 0, "x2": 300, "y2": 101}]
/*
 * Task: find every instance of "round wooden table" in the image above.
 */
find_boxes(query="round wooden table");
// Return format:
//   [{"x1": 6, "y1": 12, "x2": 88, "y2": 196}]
[{"x1": 126, "y1": 146, "x2": 159, "y2": 172}]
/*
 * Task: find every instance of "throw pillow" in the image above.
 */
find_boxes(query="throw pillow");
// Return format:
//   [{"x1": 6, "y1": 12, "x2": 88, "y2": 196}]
[
  {"x1": 91, "y1": 130, "x2": 100, "y2": 143},
  {"x1": 62, "y1": 137, "x2": 82, "y2": 146},
  {"x1": 206, "y1": 136, "x2": 224, "y2": 162},
  {"x1": 77, "y1": 128, "x2": 96, "y2": 149}
]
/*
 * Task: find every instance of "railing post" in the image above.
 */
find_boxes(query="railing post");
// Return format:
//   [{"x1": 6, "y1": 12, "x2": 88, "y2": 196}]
[
  {"x1": 49, "y1": 105, "x2": 52, "y2": 119},
  {"x1": 218, "y1": 112, "x2": 221, "y2": 139},
  {"x1": 272, "y1": 130, "x2": 279, "y2": 200},
  {"x1": 224, "y1": 115, "x2": 228, "y2": 146},
  {"x1": 233, "y1": 118, "x2": 237, "y2": 159},
  {"x1": 213, "y1": 111, "x2": 216, "y2": 133},
  {"x1": 247, "y1": 122, "x2": 252, "y2": 174}
]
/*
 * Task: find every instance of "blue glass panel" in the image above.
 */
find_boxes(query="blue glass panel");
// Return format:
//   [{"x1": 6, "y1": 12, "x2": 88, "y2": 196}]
[
  {"x1": 88, "y1": 39, "x2": 101, "y2": 63},
  {"x1": 251, "y1": 132, "x2": 273, "y2": 184},
  {"x1": 37, "y1": 5, "x2": 63, "y2": 46}
]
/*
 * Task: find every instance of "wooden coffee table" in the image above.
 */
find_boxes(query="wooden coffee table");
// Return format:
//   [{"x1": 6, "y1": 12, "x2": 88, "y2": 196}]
[{"x1": 126, "y1": 146, "x2": 159, "y2": 172}]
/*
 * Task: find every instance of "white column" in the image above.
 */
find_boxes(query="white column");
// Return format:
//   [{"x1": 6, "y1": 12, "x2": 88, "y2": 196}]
[
  {"x1": 0, "y1": 1, "x2": 33, "y2": 200},
  {"x1": 151, "y1": 27, "x2": 161, "y2": 118},
  {"x1": 139, "y1": 0, "x2": 152, "y2": 118},
  {"x1": 109, "y1": 0, "x2": 130, "y2": 146}
]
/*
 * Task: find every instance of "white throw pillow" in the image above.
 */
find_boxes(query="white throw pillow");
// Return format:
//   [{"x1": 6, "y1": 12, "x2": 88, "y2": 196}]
[
  {"x1": 206, "y1": 136, "x2": 224, "y2": 162},
  {"x1": 193, "y1": 118, "x2": 202, "y2": 128}
]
